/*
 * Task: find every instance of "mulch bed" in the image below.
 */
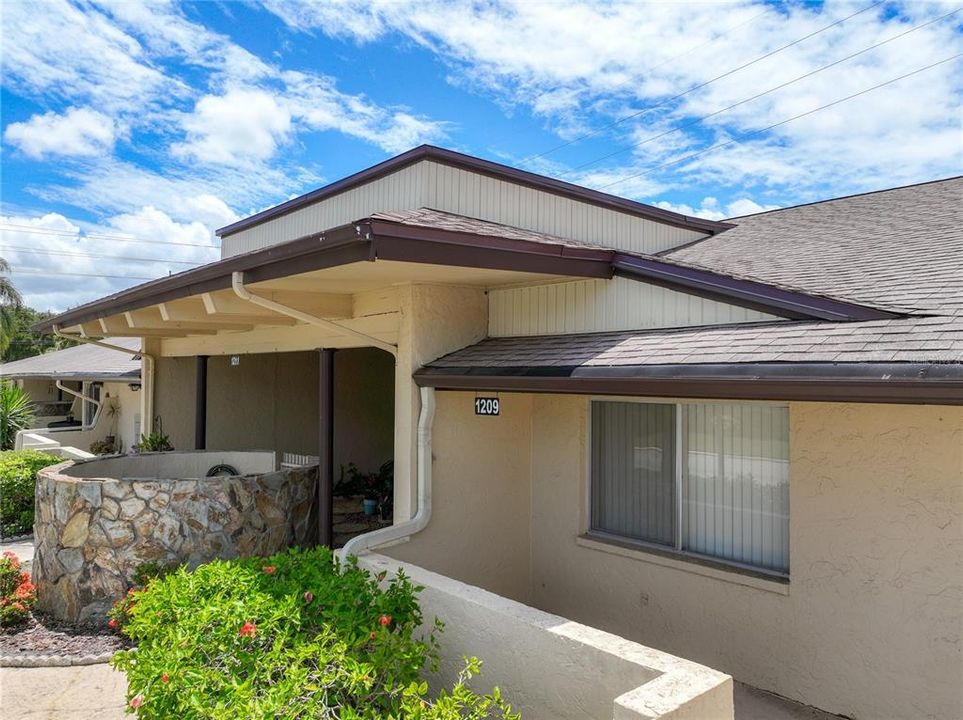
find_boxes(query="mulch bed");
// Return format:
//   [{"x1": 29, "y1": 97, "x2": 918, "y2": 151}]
[{"x1": 0, "y1": 611, "x2": 130, "y2": 661}]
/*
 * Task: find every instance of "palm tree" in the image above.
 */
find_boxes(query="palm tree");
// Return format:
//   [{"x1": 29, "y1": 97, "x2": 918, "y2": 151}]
[{"x1": 0, "y1": 259, "x2": 23, "y2": 356}]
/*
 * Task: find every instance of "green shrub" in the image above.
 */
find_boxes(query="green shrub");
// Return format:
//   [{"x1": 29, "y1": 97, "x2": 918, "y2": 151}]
[
  {"x1": 134, "y1": 431, "x2": 173, "y2": 452},
  {"x1": 0, "y1": 551, "x2": 36, "y2": 626},
  {"x1": 111, "y1": 547, "x2": 518, "y2": 719},
  {"x1": 0, "y1": 449, "x2": 59, "y2": 537}
]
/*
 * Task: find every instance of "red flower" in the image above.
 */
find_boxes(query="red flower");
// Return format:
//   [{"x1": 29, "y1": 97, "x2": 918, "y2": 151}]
[
  {"x1": 129, "y1": 695, "x2": 144, "y2": 709},
  {"x1": 262, "y1": 566, "x2": 276, "y2": 575},
  {"x1": 239, "y1": 621, "x2": 257, "y2": 637},
  {"x1": 128, "y1": 588, "x2": 137, "y2": 596},
  {"x1": 378, "y1": 615, "x2": 391, "y2": 627},
  {"x1": 369, "y1": 631, "x2": 376, "y2": 640},
  {"x1": 303, "y1": 591, "x2": 314, "y2": 603},
  {"x1": 160, "y1": 672, "x2": 170, "y2": 684},
  {"x1": 2, "y1": 552, "x2": 20, "y2": 569},
  {"x1": 18, "y1": 571, "x2": 30, "y2": 584},
  {"x1": 375, "y1": 571, "x2": 387, "y2": 582},
  {"x1": 108, "y1": 618, "x2": 118, "y2": 629}
]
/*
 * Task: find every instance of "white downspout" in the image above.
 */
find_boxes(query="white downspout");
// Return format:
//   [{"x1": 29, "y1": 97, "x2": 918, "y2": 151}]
[
  {"x1": 230, "y1": 272, "x2": 397, "y2": 356},
  {"x1": 340, "y1": 385, "x2": 434, "y2": 563},
  {"x1": 51, "y1": 325, "x2": 155, "y2": 436}
]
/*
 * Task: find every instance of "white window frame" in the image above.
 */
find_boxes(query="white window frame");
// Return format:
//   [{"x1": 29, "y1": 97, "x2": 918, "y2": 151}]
[{"x1": 584, "y1": 396, "x2": 790, "y2": 581}]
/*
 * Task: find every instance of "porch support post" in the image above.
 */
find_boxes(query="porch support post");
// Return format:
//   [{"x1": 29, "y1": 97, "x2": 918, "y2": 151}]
[
  {"x1": 194, "y1": 355, "x2": 208, "y2": 450},
  {"x1": 318, "y1": 348, "x2": 335, "y2": 548}
]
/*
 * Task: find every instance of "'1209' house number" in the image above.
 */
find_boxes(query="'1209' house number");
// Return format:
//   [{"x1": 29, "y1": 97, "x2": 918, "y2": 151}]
[{"x1": 474, "y1": 397, "x2": 500, "y2": 416}]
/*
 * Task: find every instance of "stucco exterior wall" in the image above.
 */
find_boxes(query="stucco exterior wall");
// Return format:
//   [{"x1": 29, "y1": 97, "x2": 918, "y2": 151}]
[
  {"x1": 152, "y1": 355, "x2": 196, "y2": 450},
  {"x1": 525, "y1": 396, "x2": 963, "y2": 720},
  {"x1": 386, "y1": 390, "x2": 533, "y2": 603}
]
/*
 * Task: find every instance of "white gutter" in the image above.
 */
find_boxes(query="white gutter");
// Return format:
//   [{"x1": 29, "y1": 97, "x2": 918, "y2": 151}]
[
  {"x1": 230, "y1": 272, "x2": 397, "y2": 356},
  {"x1": 52, "y1": 325, "x2": 155, "y2": 435},
  {"x1": 340, "y1": 386, "x2": 435, "y2": 563}
]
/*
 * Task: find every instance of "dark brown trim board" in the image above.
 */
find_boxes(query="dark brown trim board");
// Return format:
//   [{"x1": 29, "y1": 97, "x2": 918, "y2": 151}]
[
  {"x1": 217, "y1": 145, "x2": 730, "y2": 238},
  {"x1": 414, "y1": 363, "x2": 963, "y2": 405}
]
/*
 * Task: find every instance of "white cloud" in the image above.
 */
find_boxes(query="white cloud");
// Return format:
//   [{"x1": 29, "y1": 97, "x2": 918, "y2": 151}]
[
  {"x1": 265, "y1": 0, "x2": 962, "y2": 198},
  {"x1": 172, "y1": 89, "x2": 293, "y2": 165},
  {"x1": 4, "y1": 107, "x2": 117, "y2": 159},
  {"x1": 0, "y1": 209, "x2": 219, "y2": 312},
  {"x1": 654, "y1": 196, "x2": 781, "y2": 221}
]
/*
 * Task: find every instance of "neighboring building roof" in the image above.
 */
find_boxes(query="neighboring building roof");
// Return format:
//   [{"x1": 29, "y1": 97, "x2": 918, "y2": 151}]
[
  {"x1": 666, "y1": 177, "x2": 963, "y2": 316},
  {"x1": 0, "y1": 338, "x2": 141, "y2": 381},
  {"x1": 216, "y1": 145, "x2": 729, "y2": 238}
]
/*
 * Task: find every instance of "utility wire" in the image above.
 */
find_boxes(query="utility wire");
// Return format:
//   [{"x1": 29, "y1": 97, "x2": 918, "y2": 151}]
[
  {"x1": 575, "y1": 7, "x2": 961, "y2": 170},
  {"x1": 524, "y1": 0, "x2": 886, "y2": 161},
  {"x1": 597, "y1": 52, "x2": 963, "y2": 191},
  {"x1": 9, "y1": 268, "x2": 159, "y2": 281},
  {"x1": 486, "y1": 7, "x2": 770, "y2": 149},
  {"x1": 0, "y1": 244, "x2": 204, "y2": 266},
  {"x1": 0, "y1": 223, "x2": 220, "y2": 249}
]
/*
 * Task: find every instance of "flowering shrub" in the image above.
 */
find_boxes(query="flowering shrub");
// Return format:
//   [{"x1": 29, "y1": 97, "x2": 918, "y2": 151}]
[
  {"x1": 0, "y1": 551, "x2": 36, "y2": 626},
  {"x1": 108, "y1": 561, "x2": 179, "y2": 633},
  {"x1": 111, "y1": 547, "x2": 518, "y2": 718}
]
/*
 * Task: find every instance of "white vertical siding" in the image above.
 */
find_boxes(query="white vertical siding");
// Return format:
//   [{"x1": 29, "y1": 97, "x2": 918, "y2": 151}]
[
  {"x1": 221, "y1": 159, "x2": 707, "y2": 258},
  {"x1": 489, "y1": 277, "x2": 778, "y2": 336}
]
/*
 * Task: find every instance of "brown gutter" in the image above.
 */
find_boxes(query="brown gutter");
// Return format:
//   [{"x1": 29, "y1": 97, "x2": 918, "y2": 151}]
[
  {"x1": 414, "y1": 363, "x2": 963, "y2": 405},
  {"x1": 217, "y1": 145, "x2": 730, "y2": 238}
]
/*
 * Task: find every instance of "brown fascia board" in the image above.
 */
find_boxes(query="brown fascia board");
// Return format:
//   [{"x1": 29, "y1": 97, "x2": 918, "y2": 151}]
[
  {"x1": 33, "y1": 220, "x2": 616, "y2": 333},
  {"x1": 216, "y1": 145, "x2": 730, "y2": 238},
  {"x1": 414, "y1": 362, "x2": 963, "y2": 405},
  {"x1": 612, "y1": 254, "x2": 899, "y2": 322}
]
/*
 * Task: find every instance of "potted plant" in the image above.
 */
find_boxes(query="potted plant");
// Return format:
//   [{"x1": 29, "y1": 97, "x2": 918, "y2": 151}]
[{"x1": 362, "y1": 475, "x2": 380, "y2": 516}]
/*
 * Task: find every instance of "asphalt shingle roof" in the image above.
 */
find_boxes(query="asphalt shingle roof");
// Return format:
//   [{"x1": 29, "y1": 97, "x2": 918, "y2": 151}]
[
  {"x1": 0, "y1": 338, "x2": 141, "y2": 380},
  {"x1": 666, "y1": 177, "x2": 963, "y2": 316}
]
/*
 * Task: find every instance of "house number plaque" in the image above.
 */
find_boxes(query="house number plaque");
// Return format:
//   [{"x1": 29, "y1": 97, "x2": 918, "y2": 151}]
[{"x1": 474, "y1": 397, "x2": 500, "y2": 416}]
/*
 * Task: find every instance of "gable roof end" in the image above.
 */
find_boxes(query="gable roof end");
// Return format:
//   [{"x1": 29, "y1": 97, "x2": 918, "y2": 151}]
[{"x1": 216, "y1": 145, "x2": 731, "y2": 238}]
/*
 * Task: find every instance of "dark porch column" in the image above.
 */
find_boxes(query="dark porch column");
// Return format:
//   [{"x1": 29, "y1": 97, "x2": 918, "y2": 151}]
[
  {"x1": 318, "y1": 348, "x2": 335, "y2": 548},
  {"x1": 194, "y1": 355, "x2": 208, "y2": 450}
]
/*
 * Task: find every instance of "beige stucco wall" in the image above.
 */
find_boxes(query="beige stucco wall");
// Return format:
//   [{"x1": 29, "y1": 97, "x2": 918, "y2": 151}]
[
  {"x1": 152, "y1": 355, "x2": 196, "y2": 450},
  {"x1": 391, "y1": 393, "x2": 962, "y2": 719},
  {"x1": 527, "y1": 397, "x2": 963, "y2": 720},
  {"x1": 386, "y1": 391, "x2": 533, "y2": 603}
]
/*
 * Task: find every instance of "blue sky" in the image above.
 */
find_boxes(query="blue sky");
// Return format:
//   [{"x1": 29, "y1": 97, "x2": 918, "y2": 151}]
[{"x1": 1, "y1": 0, "x2": 961, "y2": 311}]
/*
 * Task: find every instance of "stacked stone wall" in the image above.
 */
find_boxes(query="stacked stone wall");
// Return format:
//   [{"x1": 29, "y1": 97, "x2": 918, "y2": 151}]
[{"x1": 34, "y1": 459, "x2": 317, "y2": 623}]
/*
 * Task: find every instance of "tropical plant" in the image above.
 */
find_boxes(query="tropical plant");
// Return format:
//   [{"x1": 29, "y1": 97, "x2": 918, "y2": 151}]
[
  {"x1": 0, "y1": 259, "x2": 23, "y2": 357},
  {"x1": 0, "y1": 305, "x2": 73, "y2": 362},
  {"x1": 134, "y1": 431, "x2": 173, "y2": 452},
  {"x1": 0, "y1": 381, "x2": 34, "y2": 450},
  {"x1": 110, "y1": 547, "x2": 518, "y2": 719},
  {"x1": 0, "y1": 449, "x2": 60, "y2": 537}
]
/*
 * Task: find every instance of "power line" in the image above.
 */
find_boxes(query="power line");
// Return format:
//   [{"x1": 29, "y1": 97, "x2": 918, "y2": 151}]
[
  {"x1": 0, "y1": 223, "x2": 220, "y2": 249},
  {"x1": 575, "y1": 7, "x2": 962, "y2": 170},
  {"x1": 486, "y1": 8, "x2": 771, "y2": 150},
  {"x1": 596, "y1": 52, "x2": 963, "y2": 191},
  {"x1": 524, "y1": 0, "x2": 886, "y2": 162},
  {"x1": 8, "y1": 268, "x2": 159, "y2": 281},
  {"x1": 0, "y1": 244, "x2": 204, "y2": 266}
]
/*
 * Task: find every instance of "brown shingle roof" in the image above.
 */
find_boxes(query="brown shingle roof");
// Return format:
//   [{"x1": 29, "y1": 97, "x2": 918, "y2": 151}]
[{"x1": 424, "y1": 315, "x2": 963, "y2": 370}]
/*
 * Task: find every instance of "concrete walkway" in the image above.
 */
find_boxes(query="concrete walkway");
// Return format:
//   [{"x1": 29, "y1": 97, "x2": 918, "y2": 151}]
[
  {"x1": 0, "y1": 664, "x2": 840, "y2": 720},
  {"x1": 0, "y1": 664, "x2": 127, "y2": 719},
  {"x1": 0, "y1": 538, "x2": 34, "y2": 570}
]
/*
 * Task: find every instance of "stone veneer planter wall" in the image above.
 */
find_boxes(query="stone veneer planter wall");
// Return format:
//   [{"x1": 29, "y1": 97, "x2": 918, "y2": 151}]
[{"x1": 34, "y1": 452, "x2": 317, "y2": 624}]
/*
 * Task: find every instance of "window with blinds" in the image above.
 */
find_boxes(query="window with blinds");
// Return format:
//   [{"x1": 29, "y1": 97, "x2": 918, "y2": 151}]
[{"x1": 590, "y1": 401, "x2": 790, "y2": 575}]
